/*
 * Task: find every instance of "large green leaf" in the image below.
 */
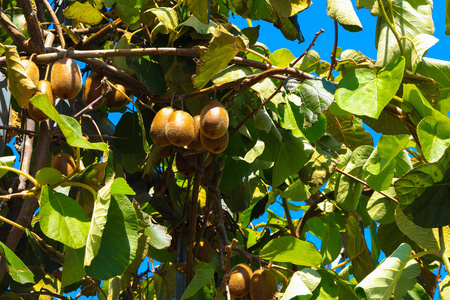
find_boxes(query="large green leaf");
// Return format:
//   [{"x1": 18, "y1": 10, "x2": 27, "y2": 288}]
[
  {"x1": 30, "y1": 94, "x2": 108, "y2": 151},
  {"x1": 346, "y1": 212, "x2": 375, "y2": 282},
  {"x1": 355, "y1": 243, "x2": 420, "y2": 300},
  {"x1": 395, "y1": 146, "x2": 450, "y2": 228},
  {"x1": 39, "y1": 186, "x2": 91, "y2": 249},
  {"x1": 193, "y1": 26, "x2": 246, "y2": 89},
  {"x1": 146, "y1": 7, "x2": 178, "y2": 31},
  {"x1": 186, "y1": 0, "x2": 210, "y2": 24},
  {"x1": 325, "y1": 112, "x2": 373, "y2": 150},
  {"x1": 61, "y1": 247, "x2": 86, "y2": 288},
  {"x1": 306, "y1": 216, "x2": 342, "y2": 265},
  {"x1": 115, "y1": 0, "x2": 145, "y2": 24},
  {"x1": 0, "y1": 156, "x2": 15, "y2": 179},
  {"x1": 86, "y1": 193, "x2": 138, "y2": 279},
  {"x1": 272, "y1": 130, "x2": 314, "y2": 187},
  {"x1": 0, "y1": 241, "x2": 34, "y2": 284},
  {"x1": 270, "y1": 48, "x2": 295, "y2": 68},
  {"x1": 285, "y1": 78, "x2": 336, "y2": 124},
  {"x1": 335, "y1": 57, "x2": 405, "y2": 119},
  {"x1": 281, "y1": 268, "x2": 321, "y2": 300},
  {"x1": 259, "y1": 236, "x2": 322, "y2": 267},
  {"x1": 180, "y1": 263, "x2": 215, "y2": 300},
  {"x1": 85, "y1": 179, "x2": 114, "y2": 266},
  {"x1": 417, "y1": 116, "x2": 450, "y2": 163},
  {"x1": 410, "y1": 33, "x2": 438, "y2": 73},
  {"x1": 366, "y1": 188, "x2": 397, "y2": 224},
  {"x1": 63, "y1": 1, "x2": 103, "y2": 25},
  {"x1": 179, "y1": 15, "x2": 217, "y2": 35},
  {"x1": 375, "y1": 0, "x2": 434, "y2": 68},
  {"x1": 327, "y1": 0, "x2": 363, "y2": 32},
  {"x1": 270, "y1": 0, "x2": 311, "y2": 18},
  {"x1": 402, "y1": 84, "x2": 448, "y2": 123}
]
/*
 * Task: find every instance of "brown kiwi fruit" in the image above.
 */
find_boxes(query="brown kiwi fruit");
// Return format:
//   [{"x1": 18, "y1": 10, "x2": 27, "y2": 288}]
[
  {"x1": 51, "y1": 153, "x2": 76, "y2": 176},
  {"x1": 165, "y1": 110, "x2": 195, "y2": 147},
  {"x1": 200, "y1": 131, "x2": 228, "y2": 154},
  {"x1": 150, "y1": 107, "x2": 174, "y2": 146},
  {"x1": 187, "y1": 115, "x2": 204, "y2": 152},
  {"x1": 250, "y1": 269, "x2": 278, "y2": 300},
  {"x1": 83, "y1": 72, "x2": 104, "y2": 110},
  {"x1": 229, "y1": 264, "x2": 253, "y2": 298},
  {"x1": 50, "y1": 58, "x2": 82, "y2": 99},
  {"x1": 195, "y1": 238, "x2": 212, "y2": 262},
  {"x1": 21, "y1": 59, "x2": 40, "y2": 86},
  {"x1": 200, "y1": 100, "x2": 229, "y2": 139},
  {"x1": 106, "y1": 84, "x2": 128, "y2": 109},
  {"x1": 157, "y1": 145, "x2": 173, "y2": 158},
  {"x1": 28, "y1": 80, "x2": 55, "y2": 122}
]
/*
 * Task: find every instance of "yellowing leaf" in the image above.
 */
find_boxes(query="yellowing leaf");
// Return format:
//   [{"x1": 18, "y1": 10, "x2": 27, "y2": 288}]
[
  {"x1": 1, "y1": 44, "x2": 37, "y2": 107},
  {"x1": 63, "y1": 1, "x2": 103, "y2": 25}
]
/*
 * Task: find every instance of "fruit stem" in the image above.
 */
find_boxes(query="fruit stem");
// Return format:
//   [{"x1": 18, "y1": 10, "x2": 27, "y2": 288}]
[
  {"x1": 60, "y1": 182, "x2": 97, "y2": 199},
  {"x1": 0, "y1": 166, "x2": 38, "y2": 187}
]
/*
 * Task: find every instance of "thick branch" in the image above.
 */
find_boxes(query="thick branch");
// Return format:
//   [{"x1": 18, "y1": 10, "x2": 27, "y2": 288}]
[
  {"x1": 17, "y1": 0, "x2": 45, "y2": 53},
  {"x1": 0, "y1": 10, "x2": 31, "y2": 52},
  {"x1": 38, "y1": 0, "x2": 65, "y2": 48}
]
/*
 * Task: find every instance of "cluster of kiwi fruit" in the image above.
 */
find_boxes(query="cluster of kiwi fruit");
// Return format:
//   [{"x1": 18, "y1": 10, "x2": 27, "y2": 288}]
[
  {"x1": 228, "y1": 264, "x2": 278, "y2": 300},
  {"x1": 150, "y1": 100, "x2": 229, "y2": 154},
  {"x1": 19, "y1": 58, "x2": 128, "y2": 122}
]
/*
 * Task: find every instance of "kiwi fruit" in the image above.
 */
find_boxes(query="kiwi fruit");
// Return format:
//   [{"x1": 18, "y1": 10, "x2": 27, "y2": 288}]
[
  {"x1": 157, "y1": 145, "x2": 173, "y2": 158},
  {"x1": 187, "y1": 115, "x2": 204, "y2": 152},
  {"x1": 106, "y1": 84, "x2": 128, "y2": 109},
  {"x1": 229, "y1": 264, "x2": 253, "y2": 298},
  {"x1": 51, "y1": 153, "x2": 76, "y2": 176},
  {"x1": 175, "y1": 153, "x2": 199, "y2": 177},
  {"x1": 28, "y1": 80, "x2": 54, "y2": 122},
  {"x1": 250, "y1": 269, "x2": 278, "y2": 300},
  {"x1": 83, "y1": 72, "x2": 104, "y2": 110},
  {"x1": 150, "y1": 107, "x2": 174, "y2": 146},
  {"x1": 200, "y1": 131, "x2": 228, "y2": 154},
  {"x1": 50, "y1": 58, "x2": 82, "y2": 99},
  {"x1": 195, "y1": 238, "x2": 212, "y2": 262},
  {"x1": 165, "y1": 110, "x2": 195, "y2": 147},
  {"x1": 200, "y1": 100, "x2": 229, "y2": 139},
  {"x1": 21, "y1": 59, "x2": 40, "y2": 86}
]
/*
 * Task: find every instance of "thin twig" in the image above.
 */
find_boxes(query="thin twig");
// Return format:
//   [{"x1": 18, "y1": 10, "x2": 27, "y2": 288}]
[
  {"x1": 0, "y1": 125, "x2": 39, "y2": 136},
  {"x1": 290, "y1": 29, "x2": 325, "y2": 67},
  {"x1": 327, "y1": 20, "x2": 338, "y2": 81},
  {"x1": 38, "y1": 0, "x2": 65, "y2": 48},
  {"x1": 231, "y1": 247, "x2": 295, "y2": 274},
  {"x1": 214, "y1": 239, "x2": 238, "y2": 300}
]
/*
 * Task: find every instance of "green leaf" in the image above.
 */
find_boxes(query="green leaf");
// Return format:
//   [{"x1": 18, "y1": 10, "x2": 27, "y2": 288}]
[
  {"x1": 375, "y1": 0, "x2": 434, "y2": 68},
  {"x1": 270, "y1": 48, "x2": 295, "y2": 68},
  {"x1": 293, "y1": 49, "x2": 320, "y2": 73},
  {"x1": 306, "y1": 216, "x2": 342, "y2": 265},
  {"x1": 270, "y1": 0, "x2": 311, "y2": 18},
  {"x1": 355, "y1": 243, "x2": 420, "y2": 300},
  {"x1": 115, "y1": 0, "x2": 145, "y2": 24},
  {"x1": 410, "y1": 33, "x2": 438, "y2": 73},
  {"x1": 363, "y1": 134, "x2": 410, "y2": 175},
  {"x1": 85, "y1": 179, "x2": 114, "y2": 266},
  {"x1": 111, "y1": 177, "x2": 135, "y2": 195},
  {"x1": 285, "y1": 78, "x2": 336, "y2": 124},
  {"x1": 126, "y1": 56, "x2": 167, "y2": 95},
  {"x1": 280, "y1": 179, "x2": 310, "y2": 202},
  {"x1": 111, "y1": 34, "x2": 135, "y2": 75},
  {"x1": 61, "y1": 247, "x2": 86, "y2": 288},
  {"x1": 30, "y1": 94, "x2": 108, "y2": 151},
  {"x1": 0, "y1": 241, "x2": 34, "y2": 284},
  {"x1": 181, "y1": 263, "x2": 215, "y2": 300},
  {"x1": 144, "y1": 215, "x2": 172, "y2": 249},
  {"x1": 146, "y1": 7, "x2": 178, "y2": 31},
  {"x1": 212, "y1": 65, "x2": 252, "y2": 85},
  {"x1": 0, "y1": 156, "x2": 15, "y2": 179},
  {"x1": 335, "y1": 57, "x2": 405, "y2": 119},
  {"x1": 35, "y1": 167, "x2": 62, "y2": 185},
  {"x1": 417, "y1": 116, "x2": 450, "y2": 163},
  {"x1": 2, "y1": 44, "x2": 37, "y2": 107},
  {"x1": 225, "y1": 0, "x2": 271, "y2": 20},
  {"x1": 259, "y1": 236, "x2": 322, "y2": 267},
  {"x1": 39, "y1": 186, "x2": 91, "y2": 248},
  {"x1": 440, "y1": 275, "x2": 450, "y2": 300},
  {"x1": 281, "y1": 268, "x2": 321, "y2": 300},
  {"x1": 252, "y1": 77, "x2": 285, "y2": 107},
  {"x1": 325, "y1": 112, "x2": 373, "y2": 150},
  {"x1": 366, "y1": 188, "x2": 397, "y2": 224},
  {"x1": 63, "y1": 1, "x2": 103, "y2": 25},
  {"x1": 154, "y1": 263, "x2": 176, "y2": 300},
  {"x1": 86, "y1": 193, "x2": 138, "y2": 279},
  {"x1": 395, "y1": 146, "x2": 450, "y2": 228},
  {"x1": 299, "y1": 143, "x2": 338, "y2": 187},
  {"x1": 327, "y1": 0, "x2": 363, "y2": 32},
  {"x1": 193, "y1": 26, "x2": 246, "y2": 89},
  {"x1": 346, "y1": 212, "x2": 375, "y2": 282},
  {"x1": 179, "y1": 15, "x2": 217, "y2": 35},
  {"x1": 240, "y1": 140, "x2": 265, "y2": 164},
  {"x1": 272, "y1": 130, "x2": 314, "y2": 187},
  {"x1": 186, "y1": 0, "x2": 210, "y2": 24}
]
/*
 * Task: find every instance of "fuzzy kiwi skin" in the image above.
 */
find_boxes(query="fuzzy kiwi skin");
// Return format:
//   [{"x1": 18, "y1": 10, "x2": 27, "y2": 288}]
[
  {"x1": 250, "y1": 269, "x2": 278, "y2": 300},
  {"x1": 200, "y1": 100, "x2": 229, "y2": 139},
  {"x1": 195, "y1": 238, "x2": 212, "y2": 262},
  {"x1": 106, "y1": 84, "x2": 128, "y2": 109},
  {"x1": 229, "y1": 264, "x2": 253, "y2": 298},
  {"x1": 83, "y1": 72, "x2": 104, "y2": 110},
  {"x1": 200, "y1": 131, "x2": 228, "y2": 154},
  {"x1": 150, "y1": 107, "x2": 174, "y2": 146},
  {"x1": 28, "y1": 80, "x2": 54, "y2": 122},
  {"x1": 51, "y1": 58, "x2": 82, "y2": 99},
  {"x1": 21, "y1": 59, "x2": 40, "y2": 86},
  {"x1": 187, "y1": 115, "x2": 204, "y2": 152},
  {"x1": 51, "y1": 153, "x2": 76, "y2": 177},
  {"x1": 165, "y1": 110, "x2": 195, "y2": 147}
]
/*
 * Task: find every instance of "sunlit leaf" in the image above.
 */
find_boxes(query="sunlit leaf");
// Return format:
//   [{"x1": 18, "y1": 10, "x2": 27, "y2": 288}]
[
  {"x1": 0, "y1": 241, "x2": 34, "y2": 284},
  {"x1": 417, "y1": 116, "x2": 450, "y2": 163},
  {"x1": 63, "y1": 1, "x2": 103, "y2": 25},
  {"x1": 186, "y1": 0, "x2": 210, "y2": 24},
  {"x1": 325, "y1": 112, "x2": 373, "y2": 150},
  {"x1": 181, "y1": 263, "x2": 215, "y2": 300},
  {"x1": 327, "y1": 0, "x2": 363, "y2": 32},
  {"x1": 281, "y1": 268, "x2": 321, "y2": 300},
  {"x1": 0, "y1": 156, "x2": 15, "y2": 179}
]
